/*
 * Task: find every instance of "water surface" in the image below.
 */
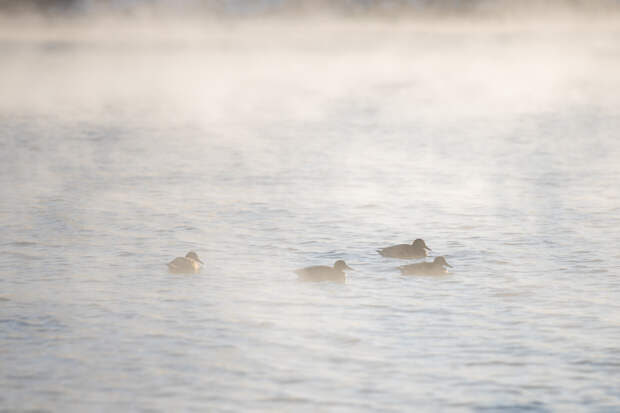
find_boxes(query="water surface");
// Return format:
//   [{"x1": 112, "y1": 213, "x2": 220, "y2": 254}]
[{"x1": 1, "y1": 19, "x2": 620, "y2": 412}]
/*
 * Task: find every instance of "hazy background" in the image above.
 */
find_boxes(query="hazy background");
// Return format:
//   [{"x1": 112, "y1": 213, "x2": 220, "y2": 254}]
[
  {"x1": 1, "y1": 1, "x2": 620, "y2": 412},
  {"x1": 2, "y1": 0, "x2": 620, "y2": 16}
]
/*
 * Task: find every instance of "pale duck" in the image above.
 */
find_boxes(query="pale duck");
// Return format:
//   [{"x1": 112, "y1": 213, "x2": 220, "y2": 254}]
[{"x1": 167, "y1": 251, "x2": 203, "y2": 274}]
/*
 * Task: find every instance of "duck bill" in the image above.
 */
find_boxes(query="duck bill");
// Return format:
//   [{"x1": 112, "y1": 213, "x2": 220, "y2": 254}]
[
  {"x1": 445, "y1": 263, "x2": 452, "y2": 268},
  {"x1": 425, "y1": 246, "x2": 432, "y2": 251},
  {"x1": 344, "y1": 264, "x2": 354, "y2": 271},
  {"x1": 197, "y1": 258, "x2": 204, "y2": 264}
]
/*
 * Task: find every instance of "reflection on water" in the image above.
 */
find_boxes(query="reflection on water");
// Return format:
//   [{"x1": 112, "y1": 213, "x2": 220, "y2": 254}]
[{"x1": 1, "y1": 16, "x2": 620, "y2": 412}]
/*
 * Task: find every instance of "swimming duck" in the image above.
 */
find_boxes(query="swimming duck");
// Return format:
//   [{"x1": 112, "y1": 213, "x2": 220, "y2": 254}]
[
  {"x1": 377, "y1": 238, "x2": 431, "y2": 259},
  {"x1": 167, "y1": 251, "x2": 203, "y2": 274},
  {"x1": 399, "y1": 256, "x2": 452, "y2": 275},
  {"x1": 295, "y1": 260, "x2": 354, "y2": 283}
]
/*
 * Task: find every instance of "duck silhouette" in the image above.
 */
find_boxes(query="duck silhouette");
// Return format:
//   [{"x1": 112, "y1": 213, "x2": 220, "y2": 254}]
[
  {"x1": 399, "y1": 256, "x2": 452, "y2": 275},
  {"x1": 295, "y1": 260, "x2": 353, "y2": 283},
  {"x1": 377, "y1": 238, "x2": 431, "y2": 259}
]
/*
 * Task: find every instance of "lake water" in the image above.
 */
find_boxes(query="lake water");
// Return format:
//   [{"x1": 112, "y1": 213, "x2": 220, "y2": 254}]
[{"x1": 1, "y1": 17, "x2": 620, "y2": 412}]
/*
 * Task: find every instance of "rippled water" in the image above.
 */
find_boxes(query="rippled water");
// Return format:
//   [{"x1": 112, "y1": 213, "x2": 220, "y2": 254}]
[{"x1": 1, "y1": 18, "x2": 620, "y2": 412}]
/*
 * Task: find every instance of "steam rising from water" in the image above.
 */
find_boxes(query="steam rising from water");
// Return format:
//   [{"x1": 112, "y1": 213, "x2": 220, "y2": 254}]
[
  {"x1": 2, "y1": 14, "x2": 619, "y2": 216},
  {"x1": 1, "y1": 14, "x2": 619, "y2": 119}
]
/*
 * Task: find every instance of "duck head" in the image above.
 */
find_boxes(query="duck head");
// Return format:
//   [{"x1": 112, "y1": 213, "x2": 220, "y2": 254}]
[
  {"x1": 433, "y1": 256, "x2": 452, "y2": 268},
  {"x1": 334, "y1": 260, "x2": 354, "y2": 271},
  {"x1": 185, "y1": 251, "x2": 204, "y2": 264},
  {"x1": 413, "y1": 239, "x2": 431, "y2": 251}
]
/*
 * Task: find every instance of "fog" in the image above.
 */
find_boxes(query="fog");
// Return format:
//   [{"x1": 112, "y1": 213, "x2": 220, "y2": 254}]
[
  {"x1": 2, "y1": 5, "x2": 620, "y2": 280},
  {"x1": 2, "y1": 11, "x2": 619, "y2": 121},
  {"x1": 2, "y1": 3, "x2": 619, "y2": 282}
]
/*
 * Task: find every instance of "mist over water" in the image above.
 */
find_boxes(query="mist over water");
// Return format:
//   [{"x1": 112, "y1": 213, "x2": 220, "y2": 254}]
[{"x1": 1, "y1": 7, "x2": 620, "y2": 412}]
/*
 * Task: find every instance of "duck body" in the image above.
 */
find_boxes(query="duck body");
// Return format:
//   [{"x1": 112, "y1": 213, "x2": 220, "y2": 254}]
[
  {"x1": 167, "y1": 251, "x2": 203, "y2": 274},
  {"x1": 295, "y1": 260, "x2": 353, "y2": 283},
  {"x1": 377, "y1": 238, "x2": 431, "y2": 259},
  {"x1": 399, "y1": 256, "x2": 452, "y2": 276}
]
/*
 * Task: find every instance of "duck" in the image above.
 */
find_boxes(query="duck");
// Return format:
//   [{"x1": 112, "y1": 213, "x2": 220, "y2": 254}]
[
  {"x1": 399, "y1": 256, "x2": 452, "y2": 275},
  {"x1": 377, "y1": 238, "x2": 431, "y2": 259},
  {"x1": 295, "y1": 260, "x2": 353, "y2": 283},
  {"x1": 167, "y1": 251, "x2": 203, "y2": 274}
]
